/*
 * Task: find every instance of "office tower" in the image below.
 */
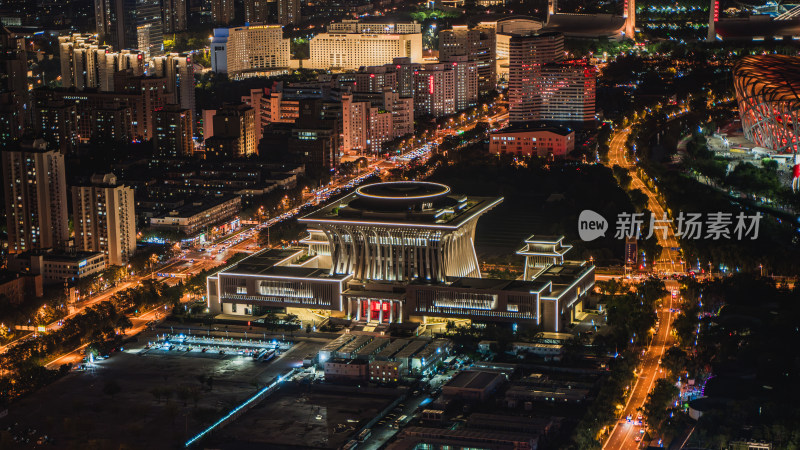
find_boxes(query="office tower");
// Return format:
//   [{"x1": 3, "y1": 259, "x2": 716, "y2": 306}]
[
  {"x1": 508, "y1": 31, "x2": 564, "y2": 123},
  {"x1": 95, "y1": 0, "x2": 137, "y2": 50},
  {"x1": 307, "y1": 20, "x2": 423, "y2": 71},
  {"x1": 0, "y1": 28, "x2": 27, "y2": 146},
  {"x1": 95, "y1": 0, "x2": 162, "y2": 54},
  {"x1": 92, "y1": 105, "x2": 134, "y2": 142},
  {"x1": 136, "y1": 0, "x2": 165, "y2": 56},
  {"x1": 448, "y1": 55, "x2": 479, "y2": 112},
  {"x1": 493, "y1": 17, "x2": 544, "y2": 81},
  {"x1": 382, "y1": 88, "x2": 414, "y2": 137},
  {"x1": 390, "y1": 57, "x2": 421, "y2": 98},
  {"x1": 32, "y1": 87, "x2": 137, "y2": 143},
  {"x1": 244, "y1": 0, "x2": 271, "y2": 24},
  {"x1": 241, "y1": 88, "x2": 265, "y2": 139},
  {"x1": 414, "y1": 64, "x2": 455, "y2": 118},
  {"x1": 205, "y1": 103, "x2": 257, "y2": 158},
  {"x1": 34, "y1": 100, "x2": 79, "y2": 154},
  {"x1": 113, "y1": 70, "x2": 171, "y2": 140},
  {"x1": 2, "y1": 139, "x2": 69, "y2": 253},
  {"x1": 439, "y1": 25, "x2": 496, "y2": 94},
  {"x1": 539, "y1": 60, "x2": 596, "y2": 123},
  {"x1": 72, "y1": 173, "x2": 136, "y2": 266},
  {"x1": 288, "y1": 119, "x2": 339, "y2": 178},
  {"x1": 153, "y1": 104, "x2": 194, "y2": 157},
  {"x1": 163, "y1": 0, "x2": 187, "y2": 32},
  {"x1": 277, "y1": 0, "x2": 299, "y2": 25},
  {"x1": 342, "y1": 94, "x2": 370, "y2": 152},
  {"x1": 210, "y1": 25, "x2": 290, "y2": 76},
  {"x1": 151, "y1": 52, "x2": 196, "y2": 131},
  {"x1": 211, "y1": 0, "x2": 235, "y2": 25},
  {"x1": 354, "y1": 66, "x2": 397, "y2": 93},
  {"x1": 368, "y1": 107, "x2": 393, "y2": 151}
]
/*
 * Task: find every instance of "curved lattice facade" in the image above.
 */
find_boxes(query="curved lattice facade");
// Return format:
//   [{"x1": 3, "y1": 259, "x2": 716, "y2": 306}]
[{"x1": 734, "y1": 55, "x2": 800, "y2": 153}]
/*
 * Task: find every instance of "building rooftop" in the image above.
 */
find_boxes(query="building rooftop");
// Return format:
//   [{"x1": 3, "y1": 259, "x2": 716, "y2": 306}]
[
  {"x1": 505, "y1": 30, "x2": 563, "y2": 38},
  {"x1": 400, "y1": 426, "x2": 538, "y2": 446},
  {"x1": 492, "y1": 125, "x2": 574, "y2": 136},
  {"x1": 299, "y1": 181, "x2": 503, "y2": 229},
  {"x1": 14, "y1": 250, "x2": 103, "y2": 262},
  {"x1": 376, "y1": 339, "x2": 410, "y2": 359},
  {"x1": 505, "y1": 384, "x2": 590, "y2": 399},
  {"x1": 153, "y1": 194, "x2": 239, "y2": 219},
  {"x1": 414, "y1": 340, "x2": 449, "y2": 362},
  {"x1": 413, "y1": 277, "x2": 550, "y2": 294},
  {"x1": 523, "y1": 234, "x2": 564, "y2": 244},
  {"x1": 220, "y1": 248, "x2": 351, "y2": 281},
  {"x1": 472, "y1": 360, "x2": 517, "y2": 371},
  {"x1": 338, "y1": 335, "x2": 373, "y2": 355},
  {"x1": 227, "y1": 264, "x2": 350, "y2": 280},
  {"x1": 541, "y1": 13, "x2": 626, "y2": 37},
  {"x1": 445, "y1": 370, "x2": 505, "y2": 390},
  {"x1": 517, "y1": 234, "x2": 573, "y2": 257},
  {"x1": 716, "y1": 16, "x2": 800, "y2": 40},
  {"x1": 537, "y1": 261, "x2": 592, "y2": 287},
  {"x1": 320, "y1": 334, "x2": 356, "y2": 352},
  {"x1": 355, "y1": 337, "x2": 389, "y2": 357},
  {"x1": 394, "y1": 339, "x2": 429, "y2": 360},
  {"x1": 466, "y1": 413, "x2": 553, "y2": 434},
  {"x1": 326, "y1": 358, "x2": 368, "y2": 365}
]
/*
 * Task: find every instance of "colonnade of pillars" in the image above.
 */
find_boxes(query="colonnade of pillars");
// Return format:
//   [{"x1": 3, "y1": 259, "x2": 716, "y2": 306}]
[{"x1": 352, "y1": 299, "x2": 402, "y2": 324}]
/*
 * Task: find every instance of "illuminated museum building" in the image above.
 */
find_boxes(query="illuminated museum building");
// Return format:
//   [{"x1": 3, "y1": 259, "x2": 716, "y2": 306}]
[{"x1": 207, "y1": 182, "x2": 594, "y2": 331}]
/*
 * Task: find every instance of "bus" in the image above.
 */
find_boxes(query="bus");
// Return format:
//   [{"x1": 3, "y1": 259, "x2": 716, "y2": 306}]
[
  {"x1": 357, "y1": 428, "x2": 372, "y2": 442},
  {"x1": 391, "y1": 415, "x2": 408, "y2": 429}
]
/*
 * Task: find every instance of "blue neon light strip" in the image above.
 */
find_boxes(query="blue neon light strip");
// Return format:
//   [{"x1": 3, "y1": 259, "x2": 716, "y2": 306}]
[{"x1": 185, "y1": 368, "x2": 296, "y2": 447}]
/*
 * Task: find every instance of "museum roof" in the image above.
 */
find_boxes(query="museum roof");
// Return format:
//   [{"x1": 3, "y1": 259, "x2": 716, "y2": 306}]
[{"x1": 300, "y1": 181, "x2": 502, "y2": 229}]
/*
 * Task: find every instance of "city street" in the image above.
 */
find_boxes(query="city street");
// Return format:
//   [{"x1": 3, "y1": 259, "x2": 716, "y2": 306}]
[
  {"x1": 603, "y1": 128, "x2": 683, "y2": 450},
  {"x1": 604, "y1": 280, "x2": 678, "y2": 450},
  {"x1": 0, "y1": 279, "x2": 140, "y2": 356},
  {"x1": 607, "y1": 129, "x2": 683, "y2": 274},
  {"x1": 44, "y1": 301, "x2": 174, "y2": 369}
]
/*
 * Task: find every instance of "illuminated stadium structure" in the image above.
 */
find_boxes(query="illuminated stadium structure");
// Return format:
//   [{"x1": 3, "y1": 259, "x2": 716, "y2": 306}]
[
  {"x1": 207, "y1": 181, "x2": 594, "y2": 331},
  {"x1": 733, "y1": 55, "x2": 800, "y2": 154}
]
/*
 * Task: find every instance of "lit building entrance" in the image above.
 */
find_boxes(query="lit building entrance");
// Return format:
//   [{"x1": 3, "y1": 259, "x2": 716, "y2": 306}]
[
  {"x1": 345, "y1": 292, "x2": 405, "y2": 324},
  {"x1": 361, "y1": 299, "x2": 396, "y2": 323}
]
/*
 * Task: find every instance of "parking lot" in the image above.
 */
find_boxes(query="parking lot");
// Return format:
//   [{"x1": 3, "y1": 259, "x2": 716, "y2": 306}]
[
  {"x1": 204, "y1": 384, "x2": 397, "y2": 449},
  {"x1": 0, "y1": 329, "x2": 328, "y2": 449}
]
